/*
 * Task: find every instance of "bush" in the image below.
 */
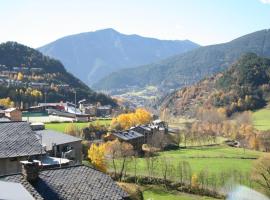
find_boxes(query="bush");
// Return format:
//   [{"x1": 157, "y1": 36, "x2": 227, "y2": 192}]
[
  {"x1": 163, "y1": 143, "x2": 180, "y2": 151},
  {"x1": 117, "y1": 182, "x2": 143, "y2": 200}
]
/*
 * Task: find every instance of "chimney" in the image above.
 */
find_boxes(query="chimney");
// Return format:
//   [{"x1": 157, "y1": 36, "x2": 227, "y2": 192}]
[{"x1": 21, "y1": 159, "x2": 39, "y2": 183}]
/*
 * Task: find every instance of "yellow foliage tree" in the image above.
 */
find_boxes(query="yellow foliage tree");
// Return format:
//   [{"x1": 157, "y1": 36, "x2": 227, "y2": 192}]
[
  {"x1": 0, "y1": 97, "x2": 14, "y2": 108},
  {"x1": 135, "y1": 108, "x2": 152, "y2": 125},
  {"x1": 110, "y1": 108, "x2": 152, "y2": 130},
  {"x1": 88, "y1": 143, "x2": 107, "y2": 172},
  {"x1": 17, "y1": 72, "x2": 23, "y2": 81},
  {"x1": 191, "y1": 173, "x2": 199, "y2": 188},
  {"x1": 31, "y1": 89, "x2": 42, "y2": 97}
]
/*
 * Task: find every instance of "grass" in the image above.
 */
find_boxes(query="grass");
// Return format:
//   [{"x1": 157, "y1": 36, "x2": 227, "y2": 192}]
[
  {"x1": 142, "y1": 185, "x2": 218, "y2": 200},
  {"x1": 110, "y1": 145, "x2": 264, "y2": 184},
  {"x1": 253, "y1": 107, "x2": 270, "y2": 131},
  {"x1": 45, "y1": 119, "x2": 111, "y2": 132}
]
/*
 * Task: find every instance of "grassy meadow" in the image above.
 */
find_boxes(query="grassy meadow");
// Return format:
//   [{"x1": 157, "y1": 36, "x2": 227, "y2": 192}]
[
  {"x1": 121, "y1": 145, "x2": 262, "y2": 175},
  {"x1": 110, "y1": 145, "x2": 265, "y2": 188},
  {"x1": 253, "y1": 107, "x2": 270, "y2": 131},
  {"x1": 45, "y1": 119, "x2": 111, "y2": 132},
  {"x1": 143, "y1": 185, "x2": 218, "y2": 200}
]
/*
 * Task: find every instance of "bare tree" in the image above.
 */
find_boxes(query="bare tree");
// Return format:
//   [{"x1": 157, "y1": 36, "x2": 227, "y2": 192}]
[
  {"x1": 106, "y1": 140, "x2": 134, "y2": 180},
  {"x1": 252, "y1": 154, "x2": 270, "y2": 195},
  {"x1": 145, "y1": 153, "x2": 158, "y2": 177}
]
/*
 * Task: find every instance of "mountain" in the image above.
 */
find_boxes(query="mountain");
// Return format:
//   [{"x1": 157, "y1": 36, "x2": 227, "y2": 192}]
[
  {"x1": 0, "y1": 42, "x2": 116, "y2": 107},
  {"x1": 160, "y1": 53, "x2": 270, "y2": 118},
  {"x1": 95, "y1": 29, "x2": 270, "y2": 91},
  {"x1": 38, "y1": 28, "x2": 199, "y2": 85}
]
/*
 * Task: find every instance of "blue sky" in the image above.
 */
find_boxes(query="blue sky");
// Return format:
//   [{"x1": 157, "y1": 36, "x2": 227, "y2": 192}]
[{"x1": 0, "y1": 0, "x2": 270, "y2": 47}]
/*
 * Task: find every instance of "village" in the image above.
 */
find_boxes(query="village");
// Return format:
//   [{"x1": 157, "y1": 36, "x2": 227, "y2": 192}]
[
  {"x1": 0, "y1": 99, "x2": 178, "y2": 200},
  {"x1": 1, "y1": 1, "x2": 270, "y2": 199}
]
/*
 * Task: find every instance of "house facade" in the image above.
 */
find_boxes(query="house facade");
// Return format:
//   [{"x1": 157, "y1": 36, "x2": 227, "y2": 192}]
[{"x1": 35, "y1": 129, "x2": 82, "y2": 164}]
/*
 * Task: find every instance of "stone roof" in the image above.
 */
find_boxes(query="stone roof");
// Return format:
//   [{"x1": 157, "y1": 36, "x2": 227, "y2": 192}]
[
  {"x1": 36, "y1": 130, "x2": 82, "y2": 151},
  {"x1": 1, "y1": 165, "x2": 129, "y2": 200},
  {"x1": 0, "y1": 121, "x2": 43, "y2": 158},
  {"x1": 113, "y1": 130, "x2": 144, "y2": 141}
]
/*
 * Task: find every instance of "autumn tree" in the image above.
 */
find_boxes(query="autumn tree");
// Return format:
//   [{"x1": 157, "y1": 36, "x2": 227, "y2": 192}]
[
  {"x1": 0, "y1": 97, "x2": 14, "y2": 108},
  {"x1": 88, "y1": 143, "x2": 107, "y2": 172},
  {"x1": 64, "y1": 123, "x2": 81, "y2": 137},
  {"x1": 110, "y1": 108, "x2": 152, "y2": 130},
  {"x1": 252, "y1": 154, "x2": 270, "y2": 196},
  {"x1": 259, "y1": 131, "x2": 270, "y2": 152},
  {"x1": 105, "y1": 139, "x2": 134, "y2": 180},
  {"x1": 17, "y1": 72, "x2": 23, "y2": 81},
  {"x1": 191, "y1": 173, "x2": 199, "y2": 189},
  {"x1": 160, "y1": 156, "x2": 175, "y2": 186},
  {"x1": 135, "y1": 108, "x2": 152, "y2": 125}
]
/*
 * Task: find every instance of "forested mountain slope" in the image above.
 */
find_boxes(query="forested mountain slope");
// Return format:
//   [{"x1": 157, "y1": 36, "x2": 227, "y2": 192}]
[
  {"x1": 160, "y1": 53, "x2": 270, "y2": 118},
  {"x1": 0, "y1": 42, "x2": 116, "y2": 107}
]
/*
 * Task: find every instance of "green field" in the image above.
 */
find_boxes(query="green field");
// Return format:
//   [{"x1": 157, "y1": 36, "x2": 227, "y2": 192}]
[
  {"x1": 253, "y1": 107, "x2": 270, "y2": 131},
  {"x1": 45, "y1": 119, "x2": 111, "y2": 132},
  {"x1": 110, "y1": 145, "x2": 265, "y2": 187},
  {"x1": 120, "y1": 145, "x2": 262, "y2": 175},
  {"x1": 143, "y1": 186, "x2": 218, "y2": 200}
]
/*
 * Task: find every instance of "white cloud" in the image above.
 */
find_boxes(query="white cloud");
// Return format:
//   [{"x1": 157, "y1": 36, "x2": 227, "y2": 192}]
[{"x1": 260, "y1": 0, "x2": 270, "y2": 4}]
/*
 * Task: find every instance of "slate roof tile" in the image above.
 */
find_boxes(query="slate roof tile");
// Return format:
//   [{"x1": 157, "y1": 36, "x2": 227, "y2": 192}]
[
  {"x1": 1, "y1": 165, "x2": 129, "y2": 200},
  {"x1": 0, "y1": 122, "x2": 43, "y2": 158}
]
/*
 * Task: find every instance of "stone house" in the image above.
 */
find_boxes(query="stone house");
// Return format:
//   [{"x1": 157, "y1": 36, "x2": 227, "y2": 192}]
[
  {"x1": 35, "y1": 129, "x2": 82, "y2": 164},
  {"x1": 112, "y1": 130, "x2": 144, "y2": 152},
  {"x1": 0, "y1": 122, "x2": 43, "y2": 176}
]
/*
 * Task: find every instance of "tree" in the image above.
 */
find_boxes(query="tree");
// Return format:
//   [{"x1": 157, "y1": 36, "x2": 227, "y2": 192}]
[
  {"x1": 88, "y1": 143, "x2": 107, "y2": 172},
  {"x1": 0, "y1": 97, "x2": 14, "y2": 108},
  {"x1": 178, "y1": 161, "x2": 192, "y2": 185},
  {"x1": 106, "y1": 139, "x2": 134, "y2": 180},
  {"x1": 259, "y1": 131, "x2": 270, "y2": 152},
  {"x1": 64, "y1": 123, "x2": 81, "y2": 137},
  {"x1": 17, "y1": 72, "x2": 23, "y2": 81},
  {"x1": 110, "y1": 108, "x2": 152, "y2": 130},
  {"x1": 135, "y1": 108, "x2": 152, "y2": 125},
  {"x1": 191, "y1": 173, "x2": 199, "y2": 188},
  {"x1": 252, "y1": 154, "x2": 270, "y2": 196}
]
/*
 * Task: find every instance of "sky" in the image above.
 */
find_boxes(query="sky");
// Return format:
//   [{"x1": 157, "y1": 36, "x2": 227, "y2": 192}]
[{"x1": 0, "y1": 0, "x2": 270, "y2": 48}]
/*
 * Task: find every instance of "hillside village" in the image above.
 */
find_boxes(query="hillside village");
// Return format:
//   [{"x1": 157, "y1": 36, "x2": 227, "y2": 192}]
[
  {"x1": 0, "y1": 43, "x2": 270, "y2": 200},
  {"x1": 0, "y1": 100, "x2": 174, "y2": 199},
  {"x1": 1, "y1": 1, "x2": 270, "y2": 199},
  {"x1": 0, "y1": 46, "x2": 270, "y2": 200}
]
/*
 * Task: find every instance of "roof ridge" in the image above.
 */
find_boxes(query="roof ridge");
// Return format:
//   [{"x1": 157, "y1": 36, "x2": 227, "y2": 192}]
[
  {"x1": 0, "y1": 121, "x2": 28, "y2": 124},
  {"x1": 0, "y1": 165, "x2": 93, "y2": 178},
  {"x1": 40, "y1": 164, "x2": 85, "y2": 172}
]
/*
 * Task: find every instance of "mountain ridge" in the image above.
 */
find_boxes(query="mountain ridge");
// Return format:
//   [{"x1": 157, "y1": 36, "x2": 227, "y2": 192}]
[
  {"x1": 38, "y1": 28, "x2": 199, "y2": 85},
  {"x1": 94, "y1": 29, "x2": 270, "y2": 91}
]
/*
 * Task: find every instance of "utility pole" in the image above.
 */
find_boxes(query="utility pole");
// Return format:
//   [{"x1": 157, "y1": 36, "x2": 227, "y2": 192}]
[
  {"x1": 44, "y1": 91, "x2": 47, "y2": 104},
  {"x1": 74, "y1": 90, "x2": 77, "y2": 121}
]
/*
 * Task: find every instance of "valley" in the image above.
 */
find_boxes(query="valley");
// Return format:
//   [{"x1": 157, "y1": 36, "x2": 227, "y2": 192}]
[{"x1": 1, "y1": 2, "x2": 270, "y2": 199}]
